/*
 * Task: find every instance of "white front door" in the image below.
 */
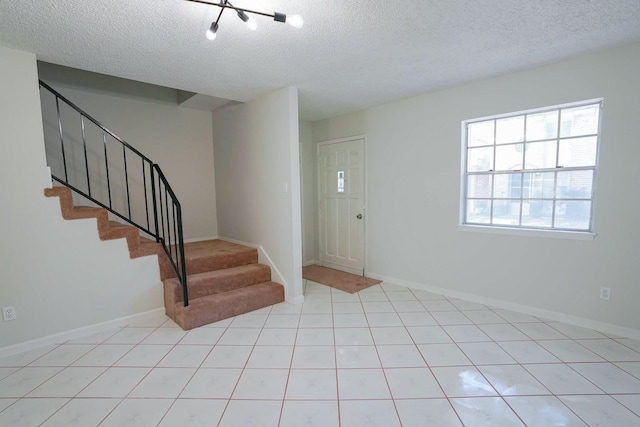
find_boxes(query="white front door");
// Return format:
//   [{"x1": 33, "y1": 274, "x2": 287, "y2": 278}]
[{"x1": 318, "y1": 138, "x2": 365, "y2": 275}]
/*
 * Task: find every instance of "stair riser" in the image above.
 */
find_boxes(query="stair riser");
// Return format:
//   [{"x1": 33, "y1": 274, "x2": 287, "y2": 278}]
[
  {"x1": 163, "y1": 265, "x2": 272, "y2": 319},
  {"x1": 185, "y1": 251, "x2": 258, "y2": 275},
  {"x1": 172, "y1": 283, "x2": 284, "y2": 330},
  {"x1": 188, "y1": 267, "x2": 272, "y2": 299}
]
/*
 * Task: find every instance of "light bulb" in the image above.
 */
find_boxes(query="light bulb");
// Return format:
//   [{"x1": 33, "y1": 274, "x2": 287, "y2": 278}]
[
  {"x1": 206, "y1": 22, "x2": 218, "y2": 40},
  {"x1": 286, "y1": 14, "x2": 303, "y2": 28},
  {"x1": 246, "y1": 16, "x2": 257, "y2": 30}
]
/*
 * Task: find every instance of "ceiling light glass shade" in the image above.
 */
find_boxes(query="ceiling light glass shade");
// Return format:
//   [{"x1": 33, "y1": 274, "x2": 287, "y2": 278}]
[
  {"x1": 286, "y1": 14, "x2": 303, "y2": 28},
  {"x1": 236, "y1": 10, "x2": 257, "y2": 30},
  {"x1": 246, "y1": 16, "x2": 257, "y2": 30},
  {"x1": 206, "y1": 22, "x2": 218, "y2": 40}
]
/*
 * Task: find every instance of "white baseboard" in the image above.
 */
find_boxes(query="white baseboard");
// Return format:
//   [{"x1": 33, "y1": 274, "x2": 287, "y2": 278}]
[
  {"x1": 303, "y1": 260, "x2": 319, "y2": 267},
  {"x1": 0, "y1": 307, "x2": 166, "y2": 359},
  {"x1": 367, "y1": 272, "x2": 640, "y2": 340}
]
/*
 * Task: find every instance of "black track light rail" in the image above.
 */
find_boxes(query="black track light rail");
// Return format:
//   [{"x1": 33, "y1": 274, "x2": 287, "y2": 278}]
[
  {"x1": 185, "y1": 0, "x2": 281, "y2": 20},
  {"x1": 185, "y1": 0, "x2": 301, "y2": 40}
]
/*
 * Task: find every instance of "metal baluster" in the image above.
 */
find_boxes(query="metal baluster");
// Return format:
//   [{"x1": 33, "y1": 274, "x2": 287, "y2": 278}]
[
  {"x1": 165, "y1": 188, "x2": 172, "y2": 260},
  {"x1": 55, "y1": 97, "x2": 69, "y2": 182},
  {"x1": 150, "y1": 166, "x2": 159, "y2": 241},
  {"x1": 158, "y1": 182, "x2": 166, "y2": 243},
  {"x1": 177, "y1": 205, "x2": 188, "y2": 306},
  {"x1": 103, "y1": 132, "x2": 112, "y2": 209},
  {"x1": 143, "y1": 160, "x2": 150, "y2": 231},
  {"x1": 81, "y1": 115, "x2": 91, "y2": 197},
  {"x1": 123, "y1": 146, "x2": 131, "y2": 220},
  {"x1": 172, "y1": 203, "x2": 178, "y2": 269}
]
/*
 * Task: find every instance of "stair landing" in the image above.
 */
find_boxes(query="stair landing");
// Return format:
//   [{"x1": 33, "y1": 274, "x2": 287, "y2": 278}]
[{"x1": 183, "y1": 239, "x2": 258, "y2": 275}]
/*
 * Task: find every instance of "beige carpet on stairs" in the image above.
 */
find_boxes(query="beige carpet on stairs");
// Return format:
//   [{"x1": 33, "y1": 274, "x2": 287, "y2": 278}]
[{"x1": 302, "y1": 265, "x2": 382, "y2": 293}]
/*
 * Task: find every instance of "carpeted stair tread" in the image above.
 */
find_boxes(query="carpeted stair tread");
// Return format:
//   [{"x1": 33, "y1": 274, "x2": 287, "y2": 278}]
[
  {"x1": 182, "y1": 239, "x2": 258, "y2": 275},
  {"x1": 72, "y1": 206, "x2": 103, "y2": 214},
  {"x1": 169, "y1": 263, "x2": 271, "y2": 297},
  {"x1": 100, "y1": 221, "x2": 139, "y2": 246},
  {"x1": 189, "y1": 263, "x2": 271, "y2": 290},
  {"x1": 172, "y1": 281, "x2": 284, "y2": 330},
  {"x1": 139, "y1": 236, "x2": 156, "y2": 244},
  {"x1": 163, "y1": 263, "x2": 272, "y2": 319},
  {"x1": 108, "y1": 220, "x2": 133, "y2": 229}
]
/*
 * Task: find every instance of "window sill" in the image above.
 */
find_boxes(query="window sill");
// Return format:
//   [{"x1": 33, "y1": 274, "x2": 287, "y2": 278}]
[{"x1": 457, "y1": 224, "x2": 596, "y2": 241}]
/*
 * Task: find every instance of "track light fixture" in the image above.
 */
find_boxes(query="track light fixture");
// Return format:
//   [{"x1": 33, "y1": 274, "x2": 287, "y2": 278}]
[
  {"x1": 185, "y1": 0, "x2": 303, "y2": 41},
  {"x1": 205, "y1": 22, "x2": 218, "y2": 40}
]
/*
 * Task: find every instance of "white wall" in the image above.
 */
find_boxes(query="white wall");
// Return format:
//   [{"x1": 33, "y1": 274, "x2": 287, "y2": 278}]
[
  {"x1": 0, "y1": 46, "x2": 162, "y2": 350},
  {"x1": 312, "y1": 42, "x2": 640, "y2": 333},
  {"x1": 38, "y1": 63, "x2": 218, "y2": 241},
  {"x1": 299, "y1": 120, "x2": 318, "y2": 265},
  {"x1": 213, "y1": 87, "x2": 303, "y2": 301}
]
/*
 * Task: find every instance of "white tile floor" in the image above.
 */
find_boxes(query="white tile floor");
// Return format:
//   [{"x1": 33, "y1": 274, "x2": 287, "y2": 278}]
[{"x1": 2, "y1": 280, "x2": 640, "y2": 426}]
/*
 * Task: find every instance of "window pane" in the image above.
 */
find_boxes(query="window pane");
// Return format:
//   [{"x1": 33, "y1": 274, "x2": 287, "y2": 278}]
[
  {"x1": 495, "y1": 144, "x2": 523, "y2": 171},
  {"x1": 556, "y1": 170, "x2": 593, "y2": 199},
  {"x1": 337, "y1": 171, "x2": 345, "y2": 193},
  {"x1": 492, "y1": 200, "x2": 520, "y2": 225},
  {"x1": 558, "y1": 136, "x2": 597, "y2": 167},
  {"x1": 466, "y1": 200, "x2": 491, "y2": 224},
  {"x1": 525, "y1": 172, "x2": 555, "y2": 199},
  {"x1": 467, "y1": 174, "x2": 492, "y2": 198},
  {"x1": 494, "y1": 173, "x2": 521, "y2": 199},
  {"x1": 526, "y1": 111, "x2": 558, "y2": 141},
  {"x1": 468, "y1": 121, "x2": 494, "y2": 147},
  {"x1": 496, "y1": 116, "x2": 524, "y2": 144},
  {"x1": 521, "y1": 201, "x2": 554, "y2": 228},
  {"x1": 467, "y1": 146, "x2": 493, "y2": 172},
  {"x1": 525, "y1": 140, "x2": 557, "y2": 169},
  {"x1": 554, "y1": 201, "x2": 591, "y2": 230},
  {"x1": 560, "y1": 104, "x2": 600, "y2": 138}
]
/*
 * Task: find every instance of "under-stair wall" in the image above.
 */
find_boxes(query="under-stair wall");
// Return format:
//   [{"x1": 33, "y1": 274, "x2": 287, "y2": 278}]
[
  {"x1": 0, "y1": 46, "x2": 163, "y2": 353},
  {"x1": 213, "y1": 87, "x2": 304, "y2": 303}
]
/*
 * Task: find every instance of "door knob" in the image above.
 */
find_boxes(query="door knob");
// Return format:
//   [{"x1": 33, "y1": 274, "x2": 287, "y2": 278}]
[{"x1": 356, "y1": 214, "x2": 363, "y2": 219}]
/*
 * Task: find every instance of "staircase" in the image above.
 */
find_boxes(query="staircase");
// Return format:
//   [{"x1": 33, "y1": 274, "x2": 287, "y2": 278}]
[
  {"x1": 40, "y1": 80, "x2": 285, "y2": 331},
  {"x1": 45, "y1": 186, "x2": 285, "y2": 330}
]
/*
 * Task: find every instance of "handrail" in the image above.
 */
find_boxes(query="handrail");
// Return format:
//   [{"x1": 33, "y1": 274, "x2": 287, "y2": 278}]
[{"x1": 39, "y1": 80, "x2": 189, "y2": 306}]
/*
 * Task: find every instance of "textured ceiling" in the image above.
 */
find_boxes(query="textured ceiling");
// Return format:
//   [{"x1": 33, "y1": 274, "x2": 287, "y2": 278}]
[{"x1": 1, "y1": 0, "x2": 639, "y2": 121}]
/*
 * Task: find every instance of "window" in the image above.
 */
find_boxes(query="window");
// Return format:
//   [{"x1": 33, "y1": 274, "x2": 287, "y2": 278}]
[
  {"x1": 337, "y1": 171, "x2": 345, "y2": 193},
  {"x1": 461, "y1": 100, "x2": 601, "y2": 233}
]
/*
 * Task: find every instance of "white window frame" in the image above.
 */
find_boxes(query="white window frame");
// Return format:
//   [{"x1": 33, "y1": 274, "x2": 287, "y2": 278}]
[{"x1": 459, "y1": 99, "x2": 603, "y2": 240}]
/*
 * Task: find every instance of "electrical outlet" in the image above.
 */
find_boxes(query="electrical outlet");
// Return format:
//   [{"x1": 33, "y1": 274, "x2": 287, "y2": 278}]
[
  {"x1": 2, "y1": 306, "x2": 17, "y2": 321},
  {"x1": 599, "y1": 287, "x2": 611, "y2": 301}
]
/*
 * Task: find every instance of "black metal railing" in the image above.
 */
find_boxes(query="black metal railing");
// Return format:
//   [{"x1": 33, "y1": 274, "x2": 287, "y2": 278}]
[{"x1": 39, "y1": 80, "x2": 188, "y2": 306}]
